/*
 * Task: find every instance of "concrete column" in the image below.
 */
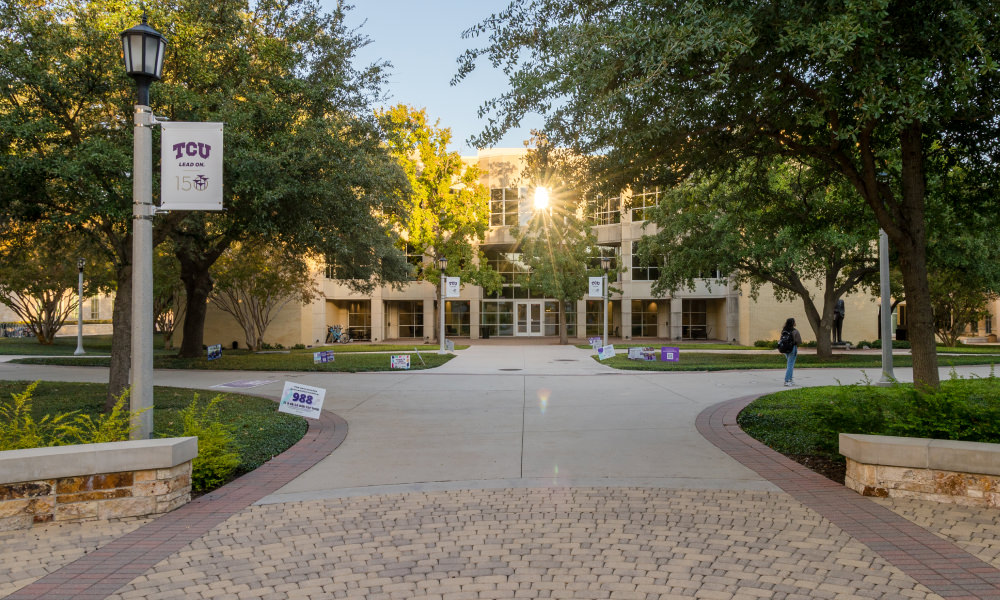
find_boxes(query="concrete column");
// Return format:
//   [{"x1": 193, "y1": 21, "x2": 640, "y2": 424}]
[
  {"x1": 470, "y1": 299, "x2": 480, "y2": 339},
  {"x1": 371, "y1": 296, "x2": 385, "y2": 343},
  {"x1": 725, "y1": 293, "x2": 739, "y2": 344},
  {"x1": 621, "y1": 296, "x2": 633, "y2": 340},
  {"x1": 659, "y1": 301, "x2": 670, "y2": 339},
  {"x1": 576, "y1": 299, "x2": 587, "y2": 339},
  {"x1": 423, "y1": 295, "x2": 436, "y2": 343},
  {"x1": 670, "y1": 297, "x2": 683, "y2": 340}
]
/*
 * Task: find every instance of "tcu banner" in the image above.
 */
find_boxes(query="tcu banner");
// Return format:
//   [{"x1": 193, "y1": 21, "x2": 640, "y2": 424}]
[{"x1": 160, "y1": 122, "x2": 224, "y2": 211}]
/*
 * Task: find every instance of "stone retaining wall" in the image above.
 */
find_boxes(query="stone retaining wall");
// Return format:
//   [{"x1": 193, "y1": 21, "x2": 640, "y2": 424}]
[
  {"x1": 840, "y1": 433, "x2": 1000, "y2": 508},
  {"x1": 0, "y1": 437, "x2": 197, "y2": 531}
]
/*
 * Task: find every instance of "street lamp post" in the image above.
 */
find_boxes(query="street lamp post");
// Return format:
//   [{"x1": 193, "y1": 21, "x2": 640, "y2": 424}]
[
  {"x1": 878, "y1": 228, "x2": 895, "y2": 386},
  {"x1": 74, "y1": 258, "x2": 86, "y2": 356},
  {"x1": 600, "y1": 256, "x2": 611, "y2": 347},
  {"x1": 438, "y1": 256, "x2": 448, "y2": 354},
  {"x1": 121, "y1": 13, "x2": 166, "y2": 439}
]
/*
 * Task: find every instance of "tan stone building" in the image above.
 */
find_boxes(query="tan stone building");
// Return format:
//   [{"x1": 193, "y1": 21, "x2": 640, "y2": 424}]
[{"x1": 196, "y1": 149, "x2": 892, "y2": 348}]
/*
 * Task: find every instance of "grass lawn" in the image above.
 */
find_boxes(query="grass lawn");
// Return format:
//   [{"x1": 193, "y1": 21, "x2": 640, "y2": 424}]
[
  {"x1": 737, "y1": 376, "x2": 1000, "y2": 482},
  {"x1": 13, "y1": 347, "x2": 454, "y2": 372},
  {"x1": 0, "y1": 380, "x2": 308, "y2": 477},
  {"x1": 0, "y1": 334, "x2": 176, "y2": 356},
  {"x1": 594, "y1": 351, "x2": 998, "y2": 371},
  {"x1": 576, "y1": 342, "x2": 758, "y2": 351}
]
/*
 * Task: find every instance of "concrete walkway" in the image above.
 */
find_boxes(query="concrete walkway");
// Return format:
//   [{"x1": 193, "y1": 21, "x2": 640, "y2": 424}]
[{"x1": 2, "y1": 349, "x2": 999, "y2": 599}]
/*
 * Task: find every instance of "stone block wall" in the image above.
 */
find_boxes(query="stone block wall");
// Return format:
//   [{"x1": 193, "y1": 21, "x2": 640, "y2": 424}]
[
  {"x1": 0, "y1": 462, "x2": 191, "y2": 532},
  {"x1": 840, "y1": 433, "x2": 1000, "y2": 508},
  {"x1": 845, "y1": 460, "x2": 1000, "y2": 507}
]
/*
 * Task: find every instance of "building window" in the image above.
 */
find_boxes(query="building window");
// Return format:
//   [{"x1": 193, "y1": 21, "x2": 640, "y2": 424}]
[
  {"x1": 631, "y1": 300, "x2": 658, "y2": 337},
  {"x1": 397, "y1": 301, "x2": 423, "y2": 338},
  {"x1": 587, "y1": 194, "x2": 621, "y2": 225},
  {"x1": 490, "y1": 187, "x2": 524, "y2": 227},
  {"x1": 348, "y1": 301, "x2": 371, "y2": 341},
  {"x1": 630, "y1": 187, "x2": 660, "y2": 222},
  {"x1": 89, "y1": 298, "x2": 100, "y2": 320},
  {"x1": 682, "y1": 299, "x2": 707, "y2": 340},
  {"x1": 630, "y1": 241, "x2": 661, "y2": 282},
  {"x1": 324, "y1": 256, "x2": 348, "y2": 280},
  {"x1": 587, "y1": 245, "x2": 620, "y2": 281},
  {"x1": 445, "y1": 300, "x2": 471, "y2": 337},
  {"x1": 485, "y1": 249, "x2": 535, "y2": 298},
  {"x1": 585, "y1": 300, "x2": 607, "y2": 336},
  {"x1": 481, "y1": 301, "x2": 514, "y2": 337},
  {"x1": 986, "y1": 315, "x2": 992, "y2": 335}
]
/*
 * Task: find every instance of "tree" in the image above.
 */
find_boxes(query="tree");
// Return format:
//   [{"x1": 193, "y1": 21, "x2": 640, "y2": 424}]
[
  {"x1": 929, "y1": 271, "x2": 996, "y2": 347},
  {"x1": 638, "y1": 159, "x2": 879, "y2": 358},
  {"x1": 159, "y1": 1, "x2": 411, "y2": 358},
  {"x1": 153, "y1": 242, "x2": 184, "y2": 351},
  {"x1": 458, "y1": 0, "x2": 1000, "y2": 388},
  {"x1": 1, "y1": 0, "x2": 410, "y2": 408},
  {"x1": 379, "y1": 105, "x2": 501, "y2": 300},
  {"x1": 209, "y1": 240, "x2": 318, "y2": 351},
  {"x1": 0, "y1": 224, "x2": 94, "y2": 344},
  {"x1": 511, "y1": 136, "x2": 613, "y2": 344}
]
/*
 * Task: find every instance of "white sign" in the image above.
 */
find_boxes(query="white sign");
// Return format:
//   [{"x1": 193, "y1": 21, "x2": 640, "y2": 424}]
[
  {"x1": 445, "y1": 277, "x2": 461, "y2": 298},
  {"x1": 597, "y1": 345, "x2": 616, "y2": 361},
  {"x1": 589, "y1": 277, "x2": 604, "y2": 298},
  {"x1": 160, "y1": 122, "x2": 224, "y2": 211},
  {"x1": 278, "y1": 381, "x2": 326, "y2": 419},
  {"x1": 391, "y1": 354, "x2": 411, "y2": 369}
]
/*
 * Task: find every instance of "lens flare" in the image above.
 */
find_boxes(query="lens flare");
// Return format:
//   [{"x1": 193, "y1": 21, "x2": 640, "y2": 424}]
[{"x1": 537, "y1": 388, "x2": 550, "y2": 415}]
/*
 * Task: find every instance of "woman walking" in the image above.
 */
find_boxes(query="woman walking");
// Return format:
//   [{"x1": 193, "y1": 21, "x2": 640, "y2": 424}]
[{"x1": 780, "y1": 317, "x2": 803, "y2": 386}]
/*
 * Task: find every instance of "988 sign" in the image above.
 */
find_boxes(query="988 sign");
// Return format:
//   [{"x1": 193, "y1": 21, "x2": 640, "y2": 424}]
[{"x1": 278, "y1": 382, "x2": 326, "y2": 419}]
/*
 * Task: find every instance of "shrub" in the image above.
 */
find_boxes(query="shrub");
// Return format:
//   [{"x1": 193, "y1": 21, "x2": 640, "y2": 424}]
[
  {"x1": 60, "y1": 390, "x2": 136, "y2": 445},
  {"x1": 754, "y1": 340, "x2": 778, "y2": 349},
  {"x1": 177, "y1": 394, "x2": 241, "y2": 491},
  {"x1": 0, "y1": 382, "x2": 75, "y2": 450}
]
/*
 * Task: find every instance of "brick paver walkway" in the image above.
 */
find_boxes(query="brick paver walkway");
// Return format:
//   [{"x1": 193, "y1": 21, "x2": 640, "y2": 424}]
[{"x1": 3, "y1": 384, "x2": 1000, "y2": 599}]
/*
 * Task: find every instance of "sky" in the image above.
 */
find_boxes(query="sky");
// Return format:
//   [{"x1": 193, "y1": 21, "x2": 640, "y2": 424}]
[{"x1": 336, "y1": 0, "x2": 542, "y2": 155}]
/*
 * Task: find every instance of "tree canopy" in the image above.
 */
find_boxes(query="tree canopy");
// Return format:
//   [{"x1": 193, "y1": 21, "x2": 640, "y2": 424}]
[
  {"x1": 458, "y1": 0, "x2": 1000, "y2": 387},
  {"x1": 639, "y1": 158, "x2": 879, "y2": 357},
  {"x1": 379, "y1": 104, "x2": 501, "y2": 295},
  {"x1": 1, "y1": 0, "x2": 411, "y2": 397}
]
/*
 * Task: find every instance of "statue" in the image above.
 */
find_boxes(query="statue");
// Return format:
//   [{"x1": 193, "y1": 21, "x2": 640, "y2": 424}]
[{"x1": 833, "y1": 298, "x2": 845, "y2": 343}]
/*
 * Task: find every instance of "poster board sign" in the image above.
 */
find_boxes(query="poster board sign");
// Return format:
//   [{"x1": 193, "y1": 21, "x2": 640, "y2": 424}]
[
  {"x1": 390, "y1": 354, "x2": 411, "y2": 369},
  {"x1": 278, "y1": 382, "x2": 326, "y2": 419},
  {"x1": 313, "y1": 350, "x2": 335, "y2": 364},
  {"x1": 597, "y1": 345, "x2": 616, "y2": 361},
  {"x1": 160, "y1": 122, "x2": 224, "y2": 211},
  {"x1": 661, "y1": 347, "x2": 680, "y2": 362},
  {"x1": 588, "y1": 277, "x2": 603, "y2": 298},
  {"x1": 588, "y1": 336, "x2": 602, "y2": 350},
  {"x1": 445, "y1": 277, "x2": 461, "y2": 298},
  {"x1": 207, "y1": 344, "x2": 222, "y2": 361},
  {"x1": 627, "y1": 347, "x2": 658, "y2": 361}
]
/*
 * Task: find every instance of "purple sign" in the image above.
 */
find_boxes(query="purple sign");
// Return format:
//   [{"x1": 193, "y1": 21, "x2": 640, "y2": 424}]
[{"x1": 661, "y1": 347, "x2": 680, "y2": 362}]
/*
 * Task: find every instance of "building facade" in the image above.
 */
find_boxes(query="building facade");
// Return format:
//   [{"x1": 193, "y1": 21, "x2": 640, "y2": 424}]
[{"x1": 195, "y1": 149, "x2": 898, "y2": 348}]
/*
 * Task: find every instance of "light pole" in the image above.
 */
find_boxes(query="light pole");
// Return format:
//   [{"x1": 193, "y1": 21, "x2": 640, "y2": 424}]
[
  {"x1": 600, "y1": 256, "x2": 611, "y2": 347},
  {"x1": 75, "y1": 258, "x2": 86, "y2": 356},
  {"x1": 438, "y1": 256, "x2": 448, "y2": 354},
  {"x1": 121, "y1": 13, "x2": 166, "y2": 439},
  {"x1": 878, "y1": 228, "x2": 895, "y2": 386}
]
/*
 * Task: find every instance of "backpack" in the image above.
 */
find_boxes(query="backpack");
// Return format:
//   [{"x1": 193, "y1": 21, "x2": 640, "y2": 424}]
[{"x1": 777, "y1": 330, "x2": 794, "y2": 354}]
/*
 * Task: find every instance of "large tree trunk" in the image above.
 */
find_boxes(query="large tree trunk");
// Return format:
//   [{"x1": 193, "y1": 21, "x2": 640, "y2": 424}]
[
  {"x1": 894, "y1": 124, "x2": 939, "y2": 389},
  {"x1": 798, "y1": 290, "x2": 834, "y2": 359},
  {"x1": 176, "y1": 249, "x2": 218, "y2": 358},
  {"x1": 107, "y1": 263, "x2": 132, "y2": 411}
]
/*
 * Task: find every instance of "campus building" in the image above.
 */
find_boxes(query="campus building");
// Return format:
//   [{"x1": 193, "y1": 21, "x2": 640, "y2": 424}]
[{"x1": 197, "y1": 149, "x2": 888, "y2": 348}]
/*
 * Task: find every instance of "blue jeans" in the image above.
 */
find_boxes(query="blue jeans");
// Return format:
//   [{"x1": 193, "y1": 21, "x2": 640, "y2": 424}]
[{"x1": 785, "y1": 345, "x2": 798, "y2": 382}]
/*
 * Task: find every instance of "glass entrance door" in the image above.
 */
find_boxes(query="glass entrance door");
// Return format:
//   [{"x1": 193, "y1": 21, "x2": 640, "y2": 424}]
[{"x1": 515, "y1": 301, "x2": 544, "y2": 336}]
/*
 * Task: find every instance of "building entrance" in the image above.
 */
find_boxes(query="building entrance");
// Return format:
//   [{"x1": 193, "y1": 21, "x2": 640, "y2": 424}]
[{"x1": 515, "y1": 300, "x2": 544, "y2": 336}]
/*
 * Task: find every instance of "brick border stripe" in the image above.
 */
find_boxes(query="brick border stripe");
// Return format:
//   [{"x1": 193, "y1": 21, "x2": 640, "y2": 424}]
[
  {"x1": 5, "y1": 408, "x2": 347, "y2": 600},
  {"x1": 697, "y1": 395, "x2": 1000, "y2": 600}
]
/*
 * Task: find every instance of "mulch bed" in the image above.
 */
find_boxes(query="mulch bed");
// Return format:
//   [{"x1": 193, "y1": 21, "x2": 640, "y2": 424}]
[{"x1": 786, "y1": 454, "x2": 846, "y2": 484}]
